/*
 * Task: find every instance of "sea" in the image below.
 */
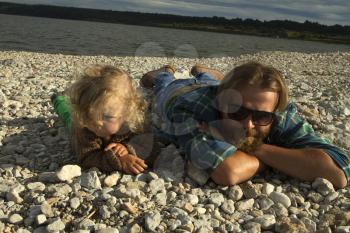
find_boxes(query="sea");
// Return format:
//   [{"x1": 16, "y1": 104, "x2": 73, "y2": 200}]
[{"x1": 1, "y1": 13, "x2": 350, "y2": 58}]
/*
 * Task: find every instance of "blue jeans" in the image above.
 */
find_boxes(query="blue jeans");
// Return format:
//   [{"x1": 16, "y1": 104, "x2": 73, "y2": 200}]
[{"x1": 154, "y1": 72, "x2": 218, "y2": 96}]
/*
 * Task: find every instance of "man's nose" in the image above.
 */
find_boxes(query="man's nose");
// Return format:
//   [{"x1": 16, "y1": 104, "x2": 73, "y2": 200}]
[{"x1": 241, "y1": 114, "x2": 255, "y2": 129}]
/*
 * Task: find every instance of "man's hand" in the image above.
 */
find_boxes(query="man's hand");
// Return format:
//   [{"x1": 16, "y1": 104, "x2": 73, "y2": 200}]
[
  {"x1": 105, "y1": 143, "x2": 128, "y2": 157},
  {"x1": 119, "y1": 154, "x2": 148, "y2": 175},
  {"x1": 198, "y1": 120, "x2": 246, "y2": 146}
]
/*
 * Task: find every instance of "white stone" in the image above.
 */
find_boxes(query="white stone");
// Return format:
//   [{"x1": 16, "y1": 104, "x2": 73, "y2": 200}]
[
  {"x1": 70, "y1": 197, "x2": 81, "y2": 209},
  {"x1": 56, "y1": 165, "x2": 81, "y2": 182},
  {"x1": 8, "y1": 214, "x2": 23, "y2": 224},
  {"x1": 145, "y1": 211, "x2": 161, "y2": 232},
  {"x1": 103, "y1": 173, "x2": 120, "y2": 187},
  {"x1": 262, "y1": 183, "x2": 275, "y2": 195},
  {"x1": 235, "y1": 198, "x2": 254, "y2": 211},
  {"x1": 27, "y1": 182, "x2": 46, "y2": 191},
  {"x1": 312, "y1": 177, "x2": 334, "y2": 196},
  {"x1": 254, "y1": 215, "x2": 276, "y2": 230},
  {"x1": 228, "y1": 185, "x2": 243, "y2": 201},
  {"x1": 153, "y1": 144, "x2": 185, "y2": 183},
  {"x1": 46, "y1": 218, "x2": 65, "y2": 232},
  {"x1": 80, "y1": 171, "x2": 101, "y2": 190},
  {"x1": 269, "y1": 191, "x2": 291, "y2": 208},
  {"x1": 35, "y1": 214, "x2": 47, "y2": 225}
]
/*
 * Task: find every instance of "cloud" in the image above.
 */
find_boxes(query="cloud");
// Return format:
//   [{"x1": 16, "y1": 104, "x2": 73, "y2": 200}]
[{"x1": 3, "y1": 0, "x2": 350, "y2": 25}]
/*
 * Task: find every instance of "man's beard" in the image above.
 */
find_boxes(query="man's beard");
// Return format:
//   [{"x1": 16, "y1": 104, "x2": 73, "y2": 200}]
[
  {"x1": 205, "y1": 119, "x2": 269, "y2": 154},
  {"x1": 236, "y1": 129, "x2": 268, "y2": 154}
]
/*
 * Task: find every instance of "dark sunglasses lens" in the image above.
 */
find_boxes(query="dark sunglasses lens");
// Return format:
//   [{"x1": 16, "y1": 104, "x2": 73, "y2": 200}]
[
  {"x1": 228, "y1": 107, "x2": 249, "y2": 121},
  {"x1": 253, "y1": 111, "x2": 274, "y2": 125}
]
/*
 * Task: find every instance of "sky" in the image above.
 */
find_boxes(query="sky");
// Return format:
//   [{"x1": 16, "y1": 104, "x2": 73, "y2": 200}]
[{"x1": 3, "y1": 0, "x2": 350, "y2": 26}]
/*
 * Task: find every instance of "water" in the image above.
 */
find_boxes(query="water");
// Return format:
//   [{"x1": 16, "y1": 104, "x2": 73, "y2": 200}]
[{"x1": 1, "y1": 14, "x2": 350, "y2": 57}]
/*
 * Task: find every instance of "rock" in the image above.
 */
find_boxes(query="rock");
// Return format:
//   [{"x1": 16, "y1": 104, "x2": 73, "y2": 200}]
[
  {"x1": 336, "y1": 226, "x2": 350, "y2": 233},
  {"x1": 269, "y1": 191, "x2": 291, "y2": 208},
  {"x1": 35, "y1": 214, "x2": 47, "y2": 225},
  {"x1": 241, "y1": 182, "x2": 261, "y2": 199},
  {"x1": 145, "y1": 211, "x2": 161, "y2": 232},
  {"x1": 312, "y1": 178, "x2": 335, "y2": 196},
  {"x1": 301, "y1": 217, "x2": 316, "y2": 232},
  {"x1": 235, "y1": 198, "x2": 254, "y2": 211},
  {"x1": 153, "y1": 144, "x2": 185, "y2": 182},
  {"x1": 307, "y1": 191, "x2": 324, "y2": 203},
  {"x1": 209, "y1": 192, "x2": 225, "y2": 207},
  {"x1": 38, "y1": 172, "x2": 59, "y2": 183},
  {"x1": 155, "y1": 192, "x2": 167, "y2": 206},
  {"x1": 16, "y1": 229, "x2": 31, "y2": 233},
  {"x1": 257, "y1": 197, "x2": 274, "y2": 210},
  {"x1": 99, "y1": 205, "x2": 111, "y2": 219},
  {"x1": 46, "y1": 218, "x2": 65, "y2": 232},
  {"x1": 220, "y1": 199, "x2": 235, "y2": 214},
  {"x1": 273, "y1": 203, "x2": 289, "y2": 217},
  {"x1": 41, "y1": 203, "x2": 54, "y2": 217},
  {"x1": 149, "y1": 178, "x2": 165, "y2": 194},
  {"x1": 95, "y1": 228, "x2": 119, "y2": 233},
  {"x1": 129, "y1": 223, "x2": 141, "y2": 233},
  {"x1": 27, "y1": 182, "x2": 46, "y2": 191},
  {"x1": 344, "y1": 107, "x2": 350, "y2": 116},
  {"x1": 262, "y1": 183, "x2": 275, "y2": 195},
  {"x1": 196, "y1": 209, "x2": 208, "y2": 217},
  {"x1": 6, "y1": 190, "x2": 23, "y2": 203},
  {"x1": 103, "y1": 172, "x2": 120, "y2": 187},
  {"x1": 325, "y1": 192, "x2": 339, "y2": 203},
  {"x1": 183, "y1": 203, "x2": 194, "y2": 213},
  {"x1": 80, "y1": 171, "x2": 102, "y2": 190},
  {"x1": 56, "y1": 164, "x2": 81, "y2": 182},
  {"x1": 275, "y1": 217, "x2": 308, "y2": 233},
  {"x1": 8, "y1": 213, "x2": 23, "y2": 224},
  {"x1": 119, "y1": 174, "x2": 133, "y2": 183},
  {"x1": 186, "y1": 161, "x2": 209, "y2": 185},
  {"x1": 227, "y1": 185, "x2": 243, "y2": 201},
  {"x1": 47, "y1": 183, "x2": 72, "y2": 196},
  {"x1": 244, "y1": 222, "x2": 261, "y2": 232},
  {"x1": 121, "y1": 202, "x2": 138, "y2": 215},
  {"x1": 254, "y1": 214, "x2": 276, "y2": 230},
  {"x1": 78, "y1": 218, "x2": 95, "y2": 230},
  {"x1": 185, "y1": 194, "x2": 199, "y2": 205},
  {"x1": 70, "y1": 197, "x2": 81, "y2": 209}
]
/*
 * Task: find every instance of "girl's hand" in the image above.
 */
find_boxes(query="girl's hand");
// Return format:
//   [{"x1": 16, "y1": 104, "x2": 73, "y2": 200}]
[
  {"x1": 105, "y1": 143, "x2": 128, "y2": 157},
  {"x1": 120, "y1": 154, "x2": 148, "y2": 175}
]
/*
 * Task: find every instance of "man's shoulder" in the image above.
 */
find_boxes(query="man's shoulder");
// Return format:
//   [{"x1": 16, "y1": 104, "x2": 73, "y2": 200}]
[{"x1": 273, "y1": 102, "x2": 299, "y2": 128}]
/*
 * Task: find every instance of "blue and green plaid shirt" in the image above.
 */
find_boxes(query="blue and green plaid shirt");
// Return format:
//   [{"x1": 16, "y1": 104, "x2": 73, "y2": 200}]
[{"x1": 154, "y1": 78, "x2": 350, "y2": 181}]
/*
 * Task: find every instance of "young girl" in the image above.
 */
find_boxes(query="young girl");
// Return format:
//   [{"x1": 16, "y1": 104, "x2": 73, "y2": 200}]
[{"x1": 52, "y1": 65, "x2": 158, "y2": 175}]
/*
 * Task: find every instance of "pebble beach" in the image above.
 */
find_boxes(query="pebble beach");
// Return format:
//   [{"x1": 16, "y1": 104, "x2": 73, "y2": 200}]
[{"x1": 0, "y1": 50, "x2": 350, "y2": 232}]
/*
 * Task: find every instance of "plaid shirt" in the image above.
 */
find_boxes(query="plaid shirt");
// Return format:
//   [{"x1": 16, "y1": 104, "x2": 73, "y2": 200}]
[{"x1": 154, "y1": 79, "x2": 350, "y2": 181}]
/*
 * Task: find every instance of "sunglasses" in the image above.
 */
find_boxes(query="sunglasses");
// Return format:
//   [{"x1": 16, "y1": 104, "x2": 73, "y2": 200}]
[{"x1": 224, "y1": 104, "x2": 276, "y2": 126}]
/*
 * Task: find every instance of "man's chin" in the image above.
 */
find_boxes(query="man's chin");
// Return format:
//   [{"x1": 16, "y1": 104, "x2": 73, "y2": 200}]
[{"x1": 237, "y1": 136, "x2": 264, "y2": 154}]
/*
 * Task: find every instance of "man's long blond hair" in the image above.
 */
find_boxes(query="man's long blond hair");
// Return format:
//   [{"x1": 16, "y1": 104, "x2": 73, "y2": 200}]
[
  {"x1": 218, "y1": 62, "x2": 289, "y2": 112},
  {"x1": 68, "y1": 65, "x2": 147, "y2": 134}
]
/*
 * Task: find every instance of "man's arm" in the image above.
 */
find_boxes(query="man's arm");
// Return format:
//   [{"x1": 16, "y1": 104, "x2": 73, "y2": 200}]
[
  {"x1": 254, "y1": 144, "x2": 347, "y2": 188},
  {"x1": 260, "y1": 103, "x2": 349, "y2": 188},
  {"x1": 210, "y1": 150, "x2": 267, "y2": 186}
]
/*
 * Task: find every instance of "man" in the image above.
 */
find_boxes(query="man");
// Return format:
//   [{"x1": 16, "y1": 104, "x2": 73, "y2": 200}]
[{"x1": 141, "y1": 62, "x2": 349, "y2": 188}]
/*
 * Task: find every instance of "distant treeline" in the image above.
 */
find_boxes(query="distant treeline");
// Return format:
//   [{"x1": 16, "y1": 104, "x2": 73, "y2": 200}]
[{"x1": 1, "y1": 1, "x2": 350, "y2": 44}]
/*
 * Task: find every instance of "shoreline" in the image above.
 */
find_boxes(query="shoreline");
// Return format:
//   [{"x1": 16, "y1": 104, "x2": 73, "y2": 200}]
[{"x1": 0, "y1": 50, "x2": 349, "y2": 232}]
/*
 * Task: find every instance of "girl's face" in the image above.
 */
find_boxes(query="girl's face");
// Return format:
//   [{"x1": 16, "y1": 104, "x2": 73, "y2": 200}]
[{"x1": 89, "y1": 99, "x2": 128, "y2": 139}]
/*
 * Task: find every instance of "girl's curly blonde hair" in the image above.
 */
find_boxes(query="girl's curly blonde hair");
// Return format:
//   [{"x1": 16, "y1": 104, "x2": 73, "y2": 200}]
[{"x1": 68, "y1": 65, "x2": 148, "y2": 134}]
